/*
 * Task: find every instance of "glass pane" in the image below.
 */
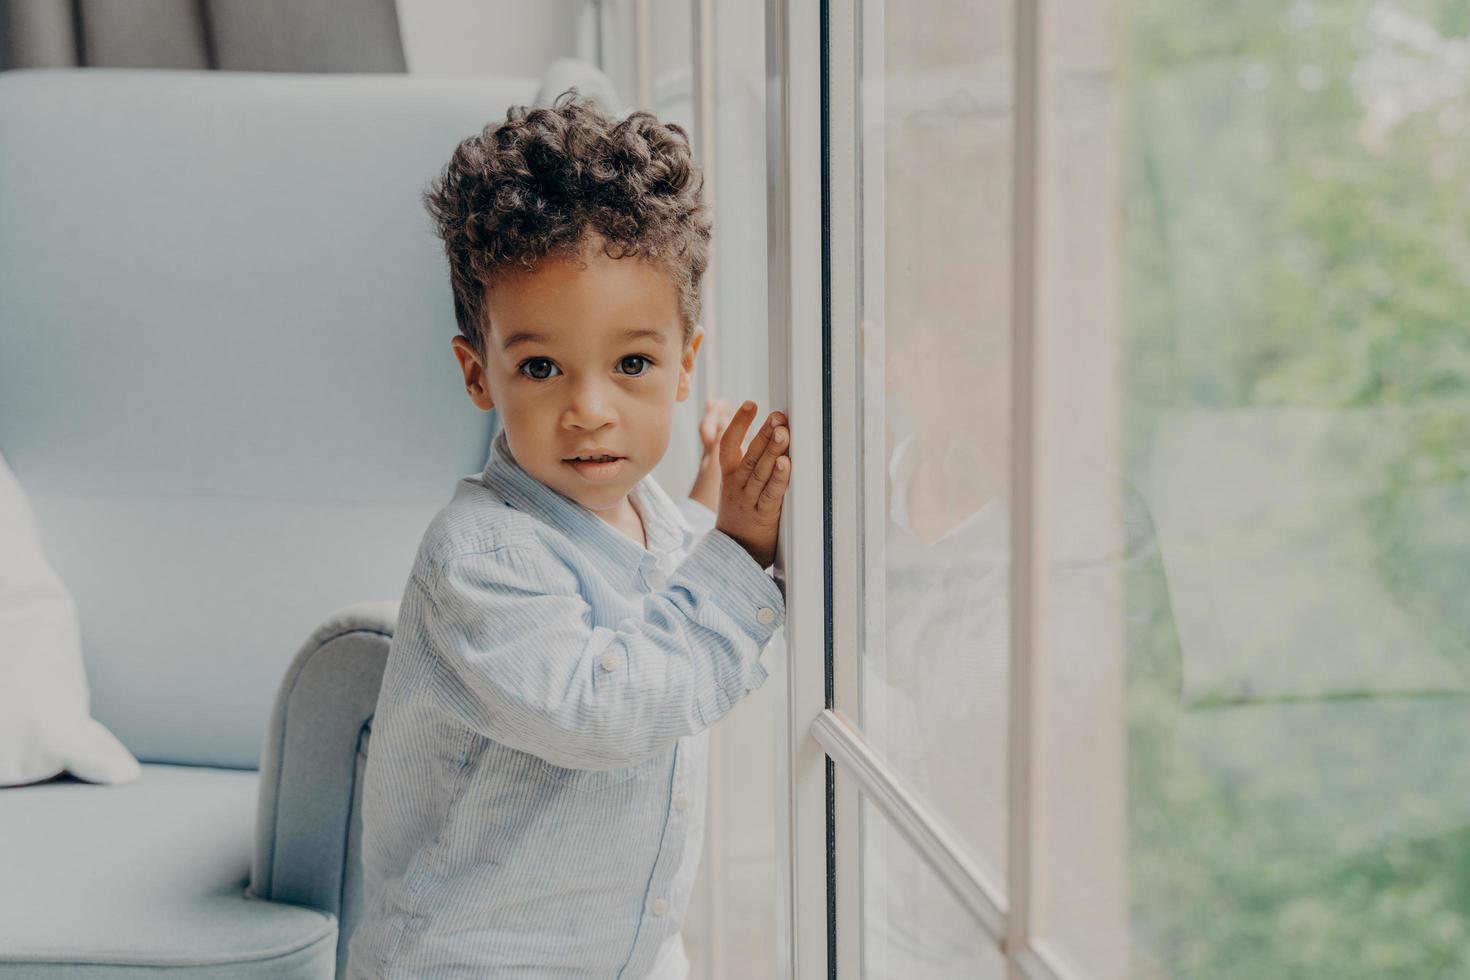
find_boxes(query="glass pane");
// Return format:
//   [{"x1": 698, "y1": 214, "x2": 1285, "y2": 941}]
[
  {"x1": 856, "y1": 0, "x2": 1014, "y2": 882},
  {"x1": 1036, "y1": 0, "x2": 1470, "y2": 976},
  {"x1": 860, "y1": 794, "x2": 1005, "y2": 979}
]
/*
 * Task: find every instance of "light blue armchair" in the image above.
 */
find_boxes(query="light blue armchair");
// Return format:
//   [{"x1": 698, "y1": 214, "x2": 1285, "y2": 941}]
[{"x1": 0, "y1": 69, "x2": 537, "y2": 978}]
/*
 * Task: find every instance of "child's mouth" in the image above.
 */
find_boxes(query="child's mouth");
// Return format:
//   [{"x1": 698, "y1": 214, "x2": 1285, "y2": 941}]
[{"x1": 565, "y1": 456, "x2": 626, "y2": 481}]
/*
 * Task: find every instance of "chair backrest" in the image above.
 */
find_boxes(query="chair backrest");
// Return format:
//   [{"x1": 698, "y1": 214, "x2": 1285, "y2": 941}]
[{"x1": 0, "y1": 69, "x2": 536, "y2": 768}]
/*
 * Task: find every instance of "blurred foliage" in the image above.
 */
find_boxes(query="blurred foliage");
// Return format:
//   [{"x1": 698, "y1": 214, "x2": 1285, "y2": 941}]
[{"x1": 1119, "y1": 0, "x2": 1470, "y2": 975}]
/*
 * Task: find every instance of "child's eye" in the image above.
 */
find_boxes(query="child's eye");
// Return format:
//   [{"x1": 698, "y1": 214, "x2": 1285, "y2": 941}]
[
  {"x1": 519, "y1": 358, "x2": 560, "y2": 381},
  {"x1": 618, "y1": 355, "x2": 653, "y2": 377}
]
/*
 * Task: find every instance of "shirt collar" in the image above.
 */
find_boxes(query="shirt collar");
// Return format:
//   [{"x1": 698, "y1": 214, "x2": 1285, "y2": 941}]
[{"x1": 480, "y1": 428, "x2": 693, "y2": 573}]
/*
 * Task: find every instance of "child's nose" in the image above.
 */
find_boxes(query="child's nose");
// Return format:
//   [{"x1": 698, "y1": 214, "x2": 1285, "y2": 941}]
[{"x1": 565, "y1": 380, "x2": 618, "y2": 427}]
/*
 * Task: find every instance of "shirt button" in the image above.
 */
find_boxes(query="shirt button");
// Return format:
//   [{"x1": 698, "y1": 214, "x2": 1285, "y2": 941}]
[
  {"x1": 757, "y1": 607, "x2": 776, "y2": 625},
  {"x1": 651, "y1": 898, "x2": 670, "y2": 917},
  {"x1": 672, "y1": 792, "x2": 689, "y2": 813},
  {"x1": 646, "y1": 568, "x2": 667, "y2": 589},
  {"x1": 598, "y1": 650, "x2": 624, "y2": 672}
]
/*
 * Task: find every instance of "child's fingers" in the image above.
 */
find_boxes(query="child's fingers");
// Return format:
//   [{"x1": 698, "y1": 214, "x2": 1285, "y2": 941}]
[
  {"x1": 757, "y1": 455, "x2": 791, "y2": 516},
  {"x1": 710, "y1": 399, "x2": 735, "y2": 434},
  {"x1": 739, "y1": 413, "x2": 784, "y2": 487},
  {"x1": 708, "y1": 398, "x2": 735, "y2": 431},
  {"x1": 719, "y1": 401, "x2": 758, "y2": 471},
  {"x1": 748, "y1": 438, "x2": 780, "y2": 491},
  {"x1": 746, "y1": 423, "x2": 788, "y2": 491}
]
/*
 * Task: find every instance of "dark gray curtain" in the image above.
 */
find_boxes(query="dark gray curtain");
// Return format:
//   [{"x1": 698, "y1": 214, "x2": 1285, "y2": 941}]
[{"x1": 0, "y1": 0, "x2": 406, "y2": 72}]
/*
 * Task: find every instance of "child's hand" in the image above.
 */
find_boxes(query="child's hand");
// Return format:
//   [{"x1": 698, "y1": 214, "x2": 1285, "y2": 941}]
[
  {"x1": 714, "y1": 401, "x2": 791, "y2": 570},
  {"x1": 688, "y1": 398, "x2": 736, "y2": 512},
  {"x1": 698, "y1": 397, "x2": 738, "y2": 456}
]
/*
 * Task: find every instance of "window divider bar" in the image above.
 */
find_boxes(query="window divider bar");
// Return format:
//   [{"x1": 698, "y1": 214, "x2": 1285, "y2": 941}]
[
  {"x1": 1015, "y1": 944, "x2": 1073, "y2": 980},
  {"x1": 634, "y1": 0, "x2": 653, "y2": 109},
  {"x1": 822, "y1": 0, "x2": 864, "y2": 974},
  {"x1": 690, "y1": 0, "x2": 720, "y2": 387},
  {"x1": 810, "y1": 708, "x2": 1009, "y2": 941},
  {"x1": 1006, "y1": 0, "x2": 1052, "y2": 973},
  {"x1": 767, "y1": 0, "x2": 831, "y2": 975},
  {"x1": 688, "y1": 1, "x2": 723, "y2": 976}
]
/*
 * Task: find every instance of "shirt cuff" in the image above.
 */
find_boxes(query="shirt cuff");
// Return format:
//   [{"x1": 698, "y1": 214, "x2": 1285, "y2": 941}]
[{"x1": 670, "y1": 527, "x2": 786, "y2": 650}]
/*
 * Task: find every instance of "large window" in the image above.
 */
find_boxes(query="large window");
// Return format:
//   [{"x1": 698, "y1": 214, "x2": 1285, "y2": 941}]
[
  {"x1": 769, "y1": 0, "x2": 1470, "y2": 976},
  {"x1": 843, "y1": 0, "x2": 1022, "y2": 974},
  {"x1": 854, "y1": 0, "x2": 1014, "y2": 887},
  {"x1": 1115, "y1": 0, "x2": 1470, "y2": 976}
]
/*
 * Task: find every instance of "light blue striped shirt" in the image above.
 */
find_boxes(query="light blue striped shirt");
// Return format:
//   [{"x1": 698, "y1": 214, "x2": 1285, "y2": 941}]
[{"x1": 346, "y1": 428, "x2": 786, "y2": 979}]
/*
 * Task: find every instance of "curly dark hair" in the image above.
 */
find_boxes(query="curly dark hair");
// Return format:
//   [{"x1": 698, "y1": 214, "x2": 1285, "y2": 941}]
[{"x1": 424, "y1": 91, "x2": 712, "y2": 353}]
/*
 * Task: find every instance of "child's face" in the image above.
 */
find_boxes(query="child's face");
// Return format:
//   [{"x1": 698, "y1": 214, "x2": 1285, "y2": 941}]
[{"x1": 451, "y1": 245, "x2": 702, "y2": 522}]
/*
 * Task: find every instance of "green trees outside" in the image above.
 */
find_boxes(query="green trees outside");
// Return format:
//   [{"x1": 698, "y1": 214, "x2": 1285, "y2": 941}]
[{"x1": 1120, "y1": 0, "x2": 1470, "y2": 975}]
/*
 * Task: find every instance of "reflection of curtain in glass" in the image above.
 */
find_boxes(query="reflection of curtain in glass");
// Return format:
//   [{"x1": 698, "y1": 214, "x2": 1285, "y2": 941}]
[
  {"x1": 860, "y1": 419, "x2": 1009, "y2": 980},
  {"x1": 857, "y1": 0, "x2": 1014, "y2": 966},
  {"x1": 0, "y1": 0, "x2": 406, "y2": 72},
  {"x1": 863, "y1": 389, "x2": 1008, "y2": 979}
]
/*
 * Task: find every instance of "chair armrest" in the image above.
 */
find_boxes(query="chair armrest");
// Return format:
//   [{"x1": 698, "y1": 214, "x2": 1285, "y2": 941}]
[{"x1": 249, "y1": 600, "x2": 396, "y2": 924}]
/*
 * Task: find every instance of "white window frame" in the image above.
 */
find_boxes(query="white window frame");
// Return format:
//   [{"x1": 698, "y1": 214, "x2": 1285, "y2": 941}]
[
  {"x1": 763, "y1": 0, "x2": 1086, "y2": 977},
  {"x1": 764, "y1": 0, "x2": 830, "y2": 977}
]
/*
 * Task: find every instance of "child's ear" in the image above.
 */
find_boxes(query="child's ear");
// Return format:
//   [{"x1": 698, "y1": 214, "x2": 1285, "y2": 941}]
[
  {"x1": 675, "y1": 325, "x2": 704, "y2": 402},
  {"x1": 451, "y1": 335, "x2": 496, "y2": 412}
]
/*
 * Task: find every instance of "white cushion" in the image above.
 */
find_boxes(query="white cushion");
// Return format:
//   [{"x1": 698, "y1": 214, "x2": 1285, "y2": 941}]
[
  {"x1": 0, "y1": 451, "x2": 139, "y2": 787},
  {"x1": 0, "y1": 763, "x2": 337, "y2": 977}
]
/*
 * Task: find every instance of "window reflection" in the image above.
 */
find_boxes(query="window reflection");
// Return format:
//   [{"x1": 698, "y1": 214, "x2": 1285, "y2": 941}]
[{"x1": 857, "y1": 0, "x2": 1012, "y2": 975}]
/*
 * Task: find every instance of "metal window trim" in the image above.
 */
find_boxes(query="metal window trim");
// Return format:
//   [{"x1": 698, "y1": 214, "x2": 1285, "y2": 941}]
[
  {"x1": 767, "y1": 0, "x2": 831, "y2": 976},
  {"x1": 690, "y1": 0, "x2": 720, "y2": 388},
  {"x1": 688, "y1": 5, "x2": 725, "y2": 976},
  {"x1": 811, "y1": 709, "x2": 1009, "y2": 940},
  {"x1": 1006, "y1": 0, "x2": 1051, "y2": 975},
  {"x1": 823, "y1": 0, "x2": 863, "y2": 975},
  {"x1": 783, "y1": 0, "x2": 1097, "y2": 974},
  {"x1": 814, "y1": 710, "x2": 1087, "y2": 980},
  {"x1": 1017, "y1": 942, "x2": 1082, "y2": 980},
  {"x1": 852, "y1": 0, "x2": 890, "y2": 970},
  {"x1": 634, "y1": 0, "x2": 653, "y2": 109}
]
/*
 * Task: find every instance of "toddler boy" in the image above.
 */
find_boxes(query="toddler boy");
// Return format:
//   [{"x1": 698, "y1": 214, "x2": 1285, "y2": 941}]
[{"x1": 345, "y1": 93, "x2": 793, "y2": 979}]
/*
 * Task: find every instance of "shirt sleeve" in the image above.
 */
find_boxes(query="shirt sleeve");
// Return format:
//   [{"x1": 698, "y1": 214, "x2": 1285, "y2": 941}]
[{"x1": 421, "y1": 528, "x2": 785, "y2": 771}]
